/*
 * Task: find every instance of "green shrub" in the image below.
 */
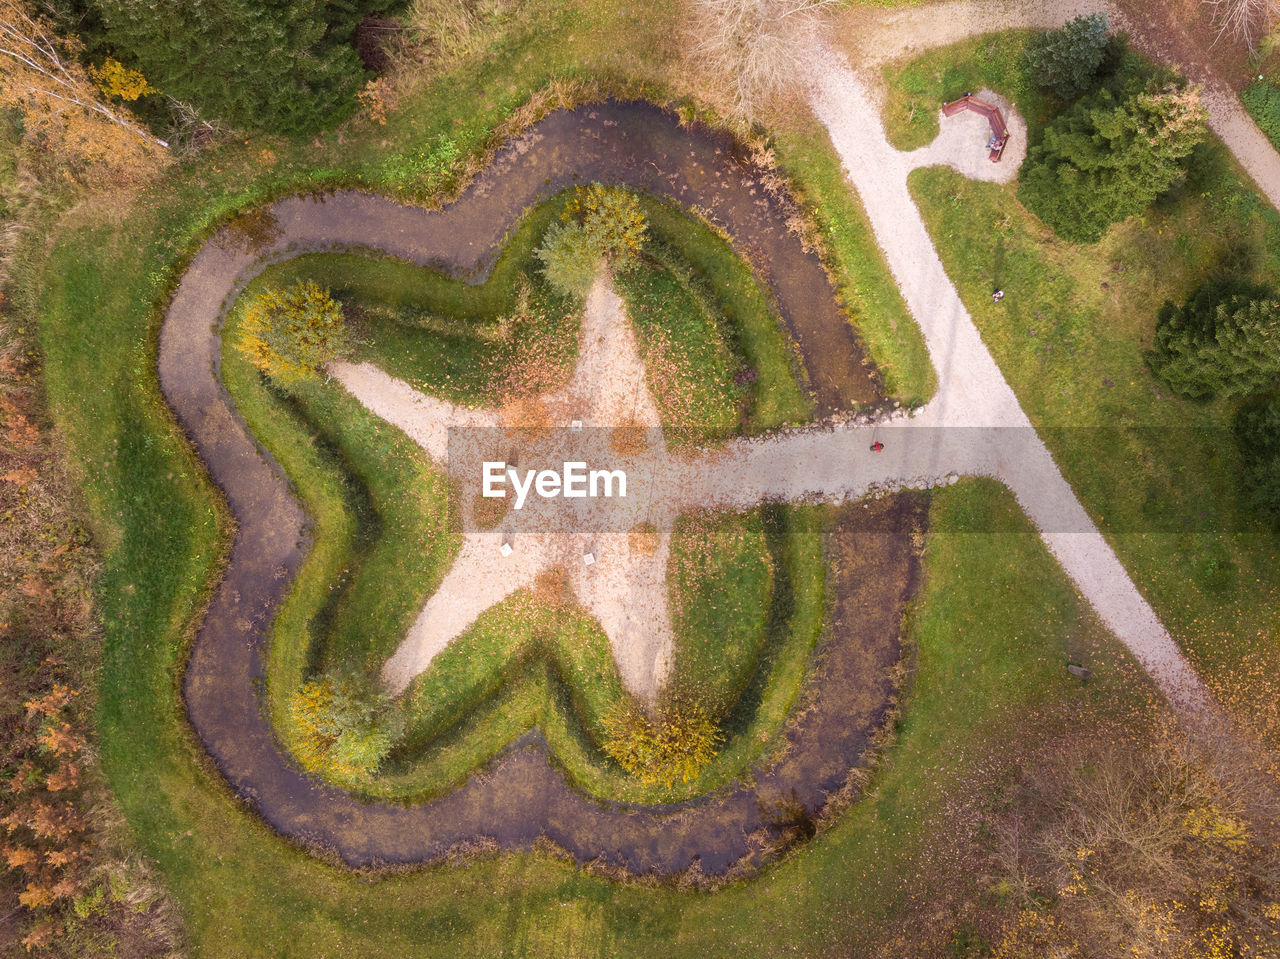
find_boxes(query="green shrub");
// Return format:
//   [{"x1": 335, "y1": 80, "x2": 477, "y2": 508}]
[
  {"x1": 1147, "y1": 278, "x2": 1280, "y2": 399},
  {"x1": 287, "y1": 670, "x2": 402, "y2": 781},
  {"x1": 1234, "y1": 399, "x2": 1280, "y2": 527},
  {"x1": 1021, "y1": 13, "x2": 1111, "y2": 100},
  {"x1": 1242, "y1": 80, "x2": 1280, "y2": 148},
  {"x1": 535, "y1": 184, "x2": 648, "y2": 296},
  {"x1": 534, "y1": 221, "x2": 601, "y2": 297},
  {"x1": 1017, "y1": 81, "x2": 1206, "y2": 242},
  {"x1": 602, "y1": 695, "x2": 722, "y2": 788},
  {"x1": 236, "y1": 280, "x2": 349, "y2": 387}
]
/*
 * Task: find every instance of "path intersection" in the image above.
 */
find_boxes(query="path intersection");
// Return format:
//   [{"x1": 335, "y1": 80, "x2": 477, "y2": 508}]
[{"x1": 334, "y1": 77, "x2": 1211, "y2": 721}]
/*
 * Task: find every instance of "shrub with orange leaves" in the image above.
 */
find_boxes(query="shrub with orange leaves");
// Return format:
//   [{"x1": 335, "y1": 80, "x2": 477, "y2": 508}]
[{"x1": 236, "y1": 281, "x2": 349, "y2": 388}]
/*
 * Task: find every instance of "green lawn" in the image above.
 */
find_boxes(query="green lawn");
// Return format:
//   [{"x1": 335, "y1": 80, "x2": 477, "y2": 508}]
[
  {"x1": 880, "y1": 30, "x2": 1048, "y2": 152},
  {"x1": 888, "y1": 33, "x2": 1280, "y2": 722},
  {"x1": 668, "y1": 508, "x2": 774, "y2": 715},
  {"x1": 20, "y1": 0, "x2": 1172, "y2": 952},
  {"x1": 619, "y1": 195, "x2": 813, "y2": 441}
]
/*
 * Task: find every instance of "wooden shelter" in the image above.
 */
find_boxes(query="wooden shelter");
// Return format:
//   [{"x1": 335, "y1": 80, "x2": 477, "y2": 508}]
[{"x1": 942, "y1": 94, "x2": 1010, "y2": 162}]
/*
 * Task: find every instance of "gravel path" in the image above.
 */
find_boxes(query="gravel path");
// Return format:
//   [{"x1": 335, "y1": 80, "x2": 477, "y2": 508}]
[
  {"x1": 338, "y1": 58, "x2": 1221, "y2": 720},
  {"x1": 836, "y1": 0, "x2": 1280, "y2": 211},
  {"x1": 799, "y1": 32, "x2": 1217, "y2": 717},
  {"x1": 333, "y1": 278, "x2": 677, "y2": 702}
]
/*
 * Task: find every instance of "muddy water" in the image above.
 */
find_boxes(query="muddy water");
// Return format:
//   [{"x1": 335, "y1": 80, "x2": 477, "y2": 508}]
[{"x1": 162, "y1": 101, "x2": 908, "y2": 874}]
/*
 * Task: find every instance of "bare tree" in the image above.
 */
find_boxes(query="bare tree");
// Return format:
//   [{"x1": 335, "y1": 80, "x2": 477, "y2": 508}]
[
  {"x1": 1203, "y1": 0, "x2": 1280, "y2": 50},
  {"x1": 0, "y1": 0, "x2": 167, "y2": 147},
  {"x1": 691, "y1": 0, "x2": 839, "y2": 123}
]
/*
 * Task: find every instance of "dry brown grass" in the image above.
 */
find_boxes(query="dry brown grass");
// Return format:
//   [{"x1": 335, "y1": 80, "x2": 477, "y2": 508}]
[
  {"x1": 0, "y1": 323, "x2": 182, "y2": 955},
  {"x1": 687, "y1": 0, "x2": 839, "y2": 123},
  {"x1": 985, "y1": 722, "x2": 1280, "y2": 959}
]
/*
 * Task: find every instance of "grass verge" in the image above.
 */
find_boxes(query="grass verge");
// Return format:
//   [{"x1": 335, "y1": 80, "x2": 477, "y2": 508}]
[{"x1": 893, "y1": 32, "x2": 1280, "y2": 742}]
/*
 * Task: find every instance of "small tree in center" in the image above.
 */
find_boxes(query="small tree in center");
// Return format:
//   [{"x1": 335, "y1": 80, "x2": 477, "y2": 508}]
[
  {"x1": 236, "y1": 280, "x2": 349, "y2": 388},
  {"x1": 287, "y1": 670, "x2": 401, "y2": 782},
  {"x1": 535, "y1": 184, "x2": 647, "y2": 296},
  {"x1": 602, "y1": 695, "x2": 722, "y2": 788}
]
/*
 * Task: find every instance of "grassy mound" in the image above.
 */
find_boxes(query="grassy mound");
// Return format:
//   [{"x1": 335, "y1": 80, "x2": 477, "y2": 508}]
[{"x1": 219, "y1": 191, "x2": 831, "y2": 803}]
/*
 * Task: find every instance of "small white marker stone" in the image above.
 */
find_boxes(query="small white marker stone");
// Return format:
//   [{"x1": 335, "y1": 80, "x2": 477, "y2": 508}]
[
  {"x1": 570, "y1": 420, "x2": 583, "y2": 431},
  {"x1": 499, "y1": 542, "x2": 513, "y2": 557},
  {"x1": 582, "y1": 552, "x2": 595, "y2": 566}
]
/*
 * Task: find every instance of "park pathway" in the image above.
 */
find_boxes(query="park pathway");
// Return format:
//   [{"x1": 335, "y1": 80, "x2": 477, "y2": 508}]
[
  {"x1": 838, "y1": 0, "x2": 1280, "y2": 211},
  {"x1": 796, "y1": 36, "x2": 1216, "y2": 716}
]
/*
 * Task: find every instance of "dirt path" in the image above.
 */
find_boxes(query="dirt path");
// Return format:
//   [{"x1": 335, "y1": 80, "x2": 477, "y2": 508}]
[{"x1": 160, "y1": 102, "x2": 908, "y2": 874}]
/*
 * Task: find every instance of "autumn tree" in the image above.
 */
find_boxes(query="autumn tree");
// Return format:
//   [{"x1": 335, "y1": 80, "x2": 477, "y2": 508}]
[
  {"x1": 1018, "y1": 79, "x2": 1207, "y2": 242},
  {"x1": 602, "y1": 695, "x2": 722, "y2": 788},
  {"x1": 987, "y1": 730, "x2": 1280, "y2": 958},
  {"x1": 0, "y1": 0, "x2": 166, "y2": 178},
  {"x1": 691, "y1": 0, "x2": 838, "y2": 122},
  {"x1": 287, "y1": 671, "x2": 401, "y2": 782},
  {"x1": 236, "y1": 281, "x2": 350, "y2": 388},
  {"x1": 535, "y1": 184, "x2": 647, "y2": 296},
  {"x1": 1147, "y1": 278, "x2": 1280, "y2": 399},
  {"x1": 1203, "y1": 0, "x2": 1280, "y2": 50}
]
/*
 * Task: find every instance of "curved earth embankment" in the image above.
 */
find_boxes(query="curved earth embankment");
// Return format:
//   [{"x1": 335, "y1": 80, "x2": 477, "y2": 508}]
[{"x1": 160, "y1": 101, "x2": 915, "y2": 874}]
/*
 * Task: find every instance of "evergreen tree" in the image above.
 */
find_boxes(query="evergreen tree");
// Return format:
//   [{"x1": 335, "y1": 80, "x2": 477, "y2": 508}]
[
  {"x1": 90, "y1": 0, "x2": 380, "y2": 134},
  {"x1": 1021, "y1": 12, "x2": 1111, "y2": 101},
  {"x1": 1234, "y1": 399, "x2": 1280, "y2": 527},
  {"x1": 1148, "y1": 279, "x2": 1280, "y2": 399},
  {"x1": 1018, "y1": 81, "x2": 1207, "y2": 242}
]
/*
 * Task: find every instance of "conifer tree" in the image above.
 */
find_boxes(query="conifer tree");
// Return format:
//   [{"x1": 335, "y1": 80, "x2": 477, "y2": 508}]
[
  {"x1": 90, "y1": 0, "x2": 372, "y2": 134},
  {"x1": 1021, "y1": 12, "x2": 1111, "y2": 101},
  {"x1": 1018, "y1": 81, "x2": 1207, "y2": 242},
  {"x1": 1234, "y1": 399, "x2": 1280, "y2": 527},
  {"x1": 1148, "y1": 279, "x2": 1280, "y2": 399}
]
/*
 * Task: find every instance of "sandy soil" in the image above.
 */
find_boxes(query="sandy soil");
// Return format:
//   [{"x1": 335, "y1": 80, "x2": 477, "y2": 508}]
[
  {"x1": 904, "y1": 89, "x2": 1027, "y2": 183},
  {"x1": 333, "y1": 278, "x2": 677, "y2": 702}
]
